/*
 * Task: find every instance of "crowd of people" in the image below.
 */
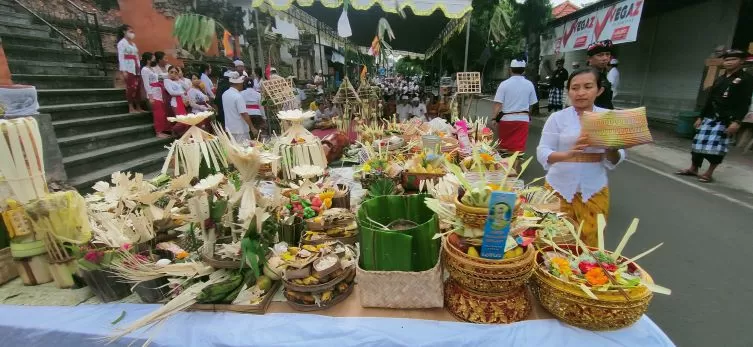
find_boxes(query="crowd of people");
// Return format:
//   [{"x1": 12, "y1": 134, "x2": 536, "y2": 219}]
[{"x1": 117, "y1": 24, "x2": 278, "y2": 143}]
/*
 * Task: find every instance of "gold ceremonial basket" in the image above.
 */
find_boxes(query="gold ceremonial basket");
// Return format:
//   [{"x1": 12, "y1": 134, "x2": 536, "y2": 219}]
[{"x1": 530, "y1": 245, "x2": 654, "y2": 330}]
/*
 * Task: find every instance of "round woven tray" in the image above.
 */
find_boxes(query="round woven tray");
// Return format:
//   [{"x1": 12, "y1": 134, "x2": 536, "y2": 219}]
[
  {"x1": 200, "y1": 253, "x2": 242, "y2": 269},
  {"x1": 530, "y1": 244, "x2": 654, "y2": 331},
  {"x1": 453, "y1": 197, "x2": 488, "y2": 229},
  {"x1": 301, "y1": 233, "x2": 358, "y2": 246},
  {"x1": 283, "y1": 266, "x2": 355, "y2": 293},
  {"x1": 444, "y1": 279, "x2": 531, "y2": 324},
  {"x1": 284, "y1": 282, "x2": 354, "y2": 312},
  {"x1": 442, "y1": 237, "x2": 535, "y2": 293}
]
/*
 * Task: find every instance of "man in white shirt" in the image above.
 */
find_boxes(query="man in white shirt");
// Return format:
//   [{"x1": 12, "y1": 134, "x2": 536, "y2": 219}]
[
  {"x1": 234, "y1": 60, "x2": 249, "y2": 78},
  {"x1": 199, "y1": 63, "x2": 215, "y2": 100},
  {"x1": 411, "y1": 97, "x2": 427, "y2": 120},
  {"x1": 607, "y1": 58, "x2": 620, "y2": 99},
  {"x1": 222, "y1": 72, "x2": 256, "y2": 143},
  {"x1": 396, "y1": 95, "x2": 412, "y2": 122},
  {"x1": 493, "y1": 59, "x2": 538, "y2": 153}
]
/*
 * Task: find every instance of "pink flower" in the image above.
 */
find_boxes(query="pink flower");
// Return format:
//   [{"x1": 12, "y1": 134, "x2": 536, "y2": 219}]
[
  {"x1": 121, "y1": 243, "x2": 132, "y2": 251},
  {"x1": 84, "y1": 250, "x2": 103, "y2": 264}
]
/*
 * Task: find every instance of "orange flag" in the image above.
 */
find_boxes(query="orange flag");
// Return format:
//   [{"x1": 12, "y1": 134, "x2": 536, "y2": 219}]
[
  {"x1": 368, "y1": 35, "x2": 380, "y2": 57},
  {"x1": 222, "y1": 30, "x2": 234, "y2": 58}
]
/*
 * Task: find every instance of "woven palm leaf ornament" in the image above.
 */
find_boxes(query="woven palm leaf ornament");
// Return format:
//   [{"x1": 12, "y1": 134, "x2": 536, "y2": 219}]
[
  {"x1": 581, "y1": 107, "x2": 653, "y2": 149},
  {"x1": 273, "y1": 109, "x2": 328, "y2": 180},
  {"x1": 161, "y1": 112, "x2": 228, "y2": 179},
  {"x1": 0, "y1": 117, "x2": 47, "y2": 206}
]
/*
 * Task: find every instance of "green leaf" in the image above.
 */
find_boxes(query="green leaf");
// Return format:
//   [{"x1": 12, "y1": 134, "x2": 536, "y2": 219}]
[{"x1": 111, "y1": 310, "x2": 126, "y2": 325}]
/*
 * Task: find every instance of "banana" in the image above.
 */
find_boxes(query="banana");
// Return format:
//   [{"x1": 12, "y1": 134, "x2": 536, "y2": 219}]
[{"x1": 196, "y1": 272, "x2": 244, "y2": 304}]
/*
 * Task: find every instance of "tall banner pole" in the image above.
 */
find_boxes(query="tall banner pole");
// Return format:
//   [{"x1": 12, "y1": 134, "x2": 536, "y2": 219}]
[{"x1": 463, "y1": 12, "x2": 471, "y2": 72}]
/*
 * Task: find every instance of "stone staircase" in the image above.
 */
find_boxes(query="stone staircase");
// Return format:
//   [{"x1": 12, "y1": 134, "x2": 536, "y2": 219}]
[{"x1": 0, "y1": 0, "x2": 171, "y2": 190}]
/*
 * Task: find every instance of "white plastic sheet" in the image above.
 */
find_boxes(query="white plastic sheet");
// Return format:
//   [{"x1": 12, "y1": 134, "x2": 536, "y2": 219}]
[
  {"x1": 0, "y1": 85, "x2": 39, "y2": 116},
  {"x1": 0, "y1": 303, "x2": 675, "y2": 347}
]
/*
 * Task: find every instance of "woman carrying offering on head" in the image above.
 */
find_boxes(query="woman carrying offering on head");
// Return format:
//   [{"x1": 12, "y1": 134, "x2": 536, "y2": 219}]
[
  {"x1": 117, "y1": 24, "x2": 143, "y2": 113},
  {"x1": 536, "y1": 68, "x2": 626, "y2": 247}
]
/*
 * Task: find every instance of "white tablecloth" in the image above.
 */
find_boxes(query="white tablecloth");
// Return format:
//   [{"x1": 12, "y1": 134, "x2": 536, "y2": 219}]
[{"x1": 0, "y1": 303, "x2": 674, "y2": 346}]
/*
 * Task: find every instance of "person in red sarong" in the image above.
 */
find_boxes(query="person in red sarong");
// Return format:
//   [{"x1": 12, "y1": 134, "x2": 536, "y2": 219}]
[
  {"x1": 141, "y1": 52, "x2": 171, "y2": 138},
  {"x1": 492, "y1": 59, "x2": 538, "y2": 153},
  {"x1": 116, "y1": 24, "x2": 144, "y2": 113}
]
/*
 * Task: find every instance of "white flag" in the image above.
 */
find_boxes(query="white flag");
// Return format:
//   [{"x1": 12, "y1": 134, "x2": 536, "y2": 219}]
[{"x1": 337, "y1": 9, "x2": 352, "y2": 38}]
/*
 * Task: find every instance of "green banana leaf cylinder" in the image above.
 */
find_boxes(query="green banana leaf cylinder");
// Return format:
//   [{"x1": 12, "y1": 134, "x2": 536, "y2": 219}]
[{"x1": 358, "y1": 194, "x2": 440, "y2": 272}]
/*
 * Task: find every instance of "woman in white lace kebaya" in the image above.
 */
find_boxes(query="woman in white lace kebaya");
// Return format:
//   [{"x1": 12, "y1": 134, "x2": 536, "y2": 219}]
[{"x1": 536, "y1": 68, "x2": 625, "y2": 247}]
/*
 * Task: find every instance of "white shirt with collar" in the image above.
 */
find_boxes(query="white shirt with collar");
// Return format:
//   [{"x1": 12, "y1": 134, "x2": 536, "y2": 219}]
[
  {"x1": 397, "y1": 104, "x2": 413, "y2": 121},
  {"x1": 493, "y1": 75, "x2": 538, "y2": 122},
  {"x1": 222, "y1": 87, "x2": 249, "y2": 135},
  {"x1": 200, "y1": 73, "x2": 215, "y2": 99},
  {"x1": 141, "y1": 66, "x2": 161, "y2": 101},
  {"x1": 607, "y1": 67, "x2": 620, "y2": 97},
  {"x1": 240, "y1": 88, "x2": 262, "y2": 116},
  {"x1": 536, "y1": 106, "x2": 626, "y2": 203}
]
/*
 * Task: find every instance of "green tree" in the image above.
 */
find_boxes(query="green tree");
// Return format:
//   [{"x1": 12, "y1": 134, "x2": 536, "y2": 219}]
[{"x1": 395, "y1": 57, "x2": 424, "y2": 76}]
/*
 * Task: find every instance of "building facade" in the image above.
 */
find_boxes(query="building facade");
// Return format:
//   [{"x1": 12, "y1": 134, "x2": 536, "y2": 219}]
[{"x1": 541, "y1": 0, "x2": 751, "y2": 124}]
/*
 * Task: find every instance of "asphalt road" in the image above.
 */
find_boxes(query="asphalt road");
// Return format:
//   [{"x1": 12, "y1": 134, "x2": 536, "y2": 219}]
[{"x1": 522, "y1": 128, "x2": 753, "y2": 347}]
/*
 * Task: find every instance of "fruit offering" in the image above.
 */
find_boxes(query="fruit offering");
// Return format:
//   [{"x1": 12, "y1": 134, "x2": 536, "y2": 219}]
[
  {"x1": 280, "y1": 242, "x2": 357, "y2": 309},
  {"x1": 406, "y1": 151, "x2": 445, "y2": 174}
]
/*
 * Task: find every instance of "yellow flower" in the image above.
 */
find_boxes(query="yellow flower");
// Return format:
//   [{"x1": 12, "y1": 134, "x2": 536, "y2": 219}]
[
  {"x1": 480, "y1": 153, "x2": 494, "y2": 162},
  {"x1": 487, "y1": 183, "x2": 501, "y2": 191},
  {"x1": 175, "y1": 251, "x2": 189, "y2": 260},
  {"x1": 362, "y1": 164, "x2": 372, "y2": 172}
]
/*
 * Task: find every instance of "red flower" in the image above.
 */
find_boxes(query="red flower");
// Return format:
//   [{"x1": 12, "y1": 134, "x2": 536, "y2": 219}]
[
  {"x1": 578, "y1": 261, "x2": 597, "y2": 274},
  {"x1": 602, "y1": 263, "x2": 618, "y2": 272}
]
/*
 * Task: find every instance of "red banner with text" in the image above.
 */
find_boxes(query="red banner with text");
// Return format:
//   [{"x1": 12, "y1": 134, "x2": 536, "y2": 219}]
[{"x1": 552, "y1": 0, "x2": 644, "y2": 54}]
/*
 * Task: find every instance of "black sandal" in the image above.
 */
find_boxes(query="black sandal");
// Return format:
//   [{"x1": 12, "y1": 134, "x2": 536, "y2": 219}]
[{"x1": 674, "y1": 169, "x2": 698, "y2": 177}]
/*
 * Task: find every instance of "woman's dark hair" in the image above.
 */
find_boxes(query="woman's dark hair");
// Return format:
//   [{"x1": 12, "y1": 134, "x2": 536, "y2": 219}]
[
  {"x1": 188, "y1": 72, "x2": 201, "y2": 80},
  {"x1": 116, "y1": 24, "x2": 131, "y2": 42},
  {"x1": 140, "y1": 52, "x2": 153, "y2": 68},
  {"x1": 254, "y1": 67, "x2": 263, "y2": 79},
  {"x1": 168, "y1": 65, "x2": 178, "y2": 73},
  {"x1": 154, "y1": 51, "x2": 166, "y2": 62},
  {"x1": 510, "y1": 67, "x2": 525, "y2": 75},
  {"x1": 200, "y1": 63, "x2": 211, "y2": 74},
  {"x1": 566, "y1": 67, "x2": 602, "y2": 90}
]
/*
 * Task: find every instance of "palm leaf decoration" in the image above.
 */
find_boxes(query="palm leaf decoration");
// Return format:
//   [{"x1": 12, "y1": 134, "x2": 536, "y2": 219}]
[
  {"x1": 489, "y1": 0, "x2": 513, "y2": 43},
  {"x1": 368, "y1": 178, "x2": 396, "y2": 198}
]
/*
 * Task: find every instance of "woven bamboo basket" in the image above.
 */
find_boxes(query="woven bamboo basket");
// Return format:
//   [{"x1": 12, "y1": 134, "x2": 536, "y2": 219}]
[
  {"x1": 400, "y1": 171, "x2": 445, "y2": 191},
  {"x1": 444, "y1": 279, "x2": 531, "y2": 324},
  {"x1": 530, "y1": 245, "x2": 654, "y2": 331},
  {"x1": 581, "y1": 107, "x2": 653, "y2": 149},
  {"x1": 0, "y1": 247, "x2": 18, "y2": 285},
  {"x1": 356, "y1": 247, "x2": 443, "y2": 308},
  {"x1": 442, "y1": 237, "x2": 535, "y2": 293},
  {"x1": 454, "y1": 197, "x2": 488, "y2": 229}
]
